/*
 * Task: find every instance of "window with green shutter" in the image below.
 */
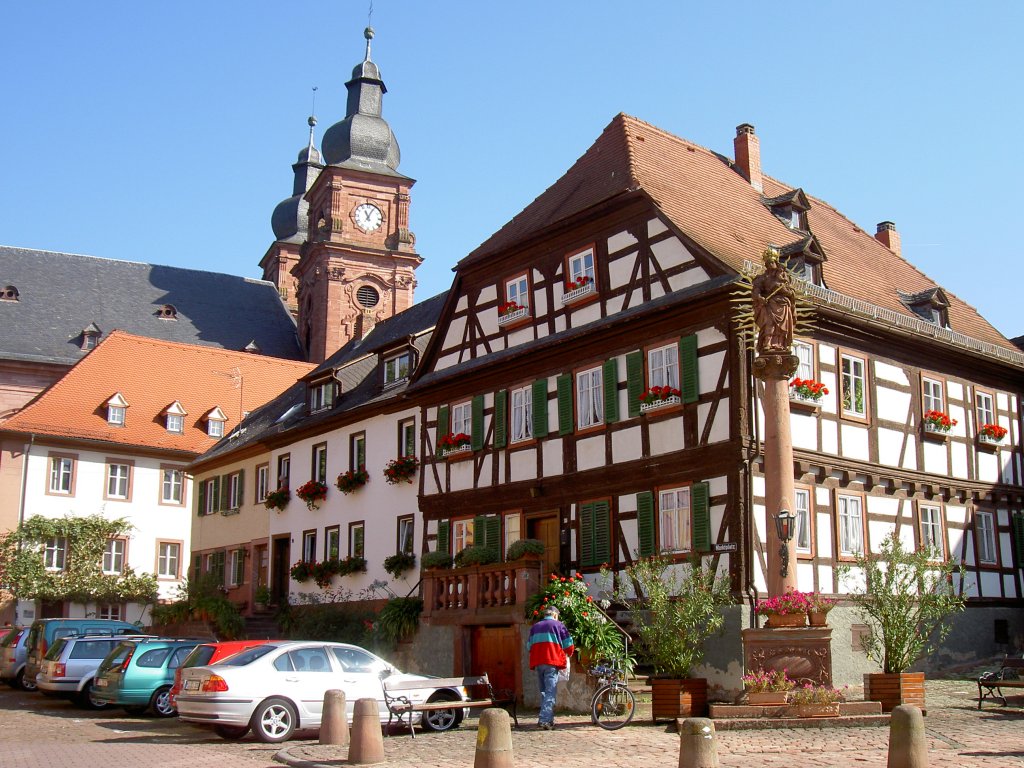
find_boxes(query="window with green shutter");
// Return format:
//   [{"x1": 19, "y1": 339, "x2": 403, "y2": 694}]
[
  {"x1": 473, "y1": 515, "x2": 502, "y2": 560},
  {"x1": 494, "y1": 390, "x2": 508, "y2": 449},
  {"x1": 679, "y1": 335, "x2": 699, "y2": 404},
  {"x1": 471, "y1": 395, "x2": 485, "y2": 451},
  {"x1": 603, "y1": 358, "x2": 619, "y2": 424},
  {"x1": 236, "y1": 469, "x2": 245, "y2": 507},
  {"x1": 637, "y1": 491, "x2": 655, "y2": 557},
  {"x1": 532, "y1": 379, "x2": 548, "y2": 437},
  {"x1": 437, "y1": 521, "x2": 450, "y2": 554},
  {"x1": 579, "y1": 500, "x2": 611, "y2": 567},
  {"x1": 626, "y1": 350, "x2": 644, "y2": 418},
  {"x1": 557, "y1": 374, "x2": 573, "y2": 435},
  {"x1": 197, "y1": 480, "x2": 206, "y2": 518},
  {"x1": 691, "y1": 482, "x2": 711, "y2": 551},
  {"x1": 435, "y1": 405, "x2": 450, "y2": 457}
]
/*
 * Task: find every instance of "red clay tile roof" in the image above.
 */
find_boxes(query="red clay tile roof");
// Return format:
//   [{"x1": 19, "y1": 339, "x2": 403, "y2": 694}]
[
  {"x1": 1, "y1": 331, "x2": 314, "y2": 453},
  {"x1": 464, "y1": 113, "x2": 1013, "y2": 353}
]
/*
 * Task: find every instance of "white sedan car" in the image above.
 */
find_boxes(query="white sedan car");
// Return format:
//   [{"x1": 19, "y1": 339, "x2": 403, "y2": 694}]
[{"x1": 175, "y1": 641, "x2": 467, "y2": 742}]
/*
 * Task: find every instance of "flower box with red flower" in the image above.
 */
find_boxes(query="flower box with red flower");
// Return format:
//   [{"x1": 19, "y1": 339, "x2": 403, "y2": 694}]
[
  {"x1": 438, "y1": 432, "x2": 472, "y2": 458},
  {"x1": 295, "y1": 480, "x2": 328, "y2": 510},
  {"x1": 639, "y1": 385, "x2": 682, "y2": 414},
  {"x1": 923, "y1": 410, "x2": 956, "y2": 435},
  {"x1": 561, "y1": 275, "x2": 595, "y2": 305},
  {"x1": 497, "y1": 301, "x2": 529, "y2": 326},
  {"x1": 335, "y1": 468, "x2": 369, "y2": 494},
  {"x1": 978, "y1": 423, "x2": 1008, "y2": 446},
  {"x1": 789, "y1": 377, "x2": 828, "y2": 406},
  {"x1": 383, "y1": 455, "x2": 419, "y2": 484},
  {"x1": 263, "y1": 487, "x2": 291, "y2": 511}
]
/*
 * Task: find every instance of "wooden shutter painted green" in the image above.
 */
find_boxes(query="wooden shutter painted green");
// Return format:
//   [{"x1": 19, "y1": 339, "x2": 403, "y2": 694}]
[
  {"x1": 473, "y1": 516, "x2": 485, "y2": 546},
  {"x1": 237, "y1": 470, "x2": 244, "y2": 507},
  {"x1": 222, "y1": 475, "x2": 231, "y2": 511},
  {"x1": 471, "y1": 395, "x2": 485, "y2": 451},
  {"x1": 557, "y1": 374, "x2": 574, "y2": 435},
  {"x1": 626, "y1": 350, "x2": 644, "y2": 418},
  {"x1": 213, "y1": 551, "x2": 225, "y2": 586},
  {"x1": 486, "y1": 516, "x2": 501, "y2": 560},
  {"x1": 532, "y1": 379, "x2": 548, "y2": 438},
  {"x1": 580, "y1": 501, "x2": 611, "y2": 567},
  {"x1": 1014, "y1": 513, "x2": 1024, "y2": 566},
  {"x1": 212, "y1": 476, "x2": 222, "y2": 511},
  {"x1": 404, "y1": 422, "x2": 416, "y2": 457},
  {"x1": 435, "y1": 406, "x2": 449, "y2": 457},
  {"x1": 603, "y1": 358, "x2": 619, "y2": 424},
  {"x1": 437, "y1": 521, "x2": 450, "y2": 554},
  {"x1": 692, "y1": 482, "x2": 711, "y2": 551},
  {"x1": 494, "y1": 390, "x2": 508, "y2": 449},
  {"x1": 193, "y1": 555, "x2": 201, "y2": 580},
  {"x1": 197, "y1": 480, "x2": 206, "y2": 517},
  {"x1": 680, "y1": 335, "x2": 699, "y2": 404},
  {"x1": 637, "y1": 491, "x2": 656, "y2": 557}
]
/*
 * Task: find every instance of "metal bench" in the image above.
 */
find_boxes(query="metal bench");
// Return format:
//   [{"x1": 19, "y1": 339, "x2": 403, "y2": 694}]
[
  {"x1": 978, "y1": 657, "x2": 1024, "y2": 708},
  {"x1": 381, "y1": 673, "x2": 517, "y2": 738}
]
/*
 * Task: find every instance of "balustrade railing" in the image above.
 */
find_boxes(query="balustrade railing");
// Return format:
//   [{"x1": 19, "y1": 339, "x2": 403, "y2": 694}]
[{"x1": 421, "y1": 559, "x2": 542, "y2": 618}]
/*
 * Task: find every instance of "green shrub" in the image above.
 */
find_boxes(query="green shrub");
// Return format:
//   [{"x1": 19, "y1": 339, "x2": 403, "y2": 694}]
[
  {"x1": 454, "y1": 545, "x2": 498, "y2": 568},
  {"x1": 506, "y1": 538, "x2": 545, "y2": 560},
  {"x1": 377, "y1": 597, "x2": 424, "y2": 643},
  {"x1": 383, "y1": 552, "x2": 417, "y2": 579},
  {"x1": 421, "y1": 551, "x2": 453, "y2": 570}
]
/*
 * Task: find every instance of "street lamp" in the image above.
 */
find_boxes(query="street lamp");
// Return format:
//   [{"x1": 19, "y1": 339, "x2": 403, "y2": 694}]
[{"x1": 775, "y1": 509, "x2": 795, "y2": 578}]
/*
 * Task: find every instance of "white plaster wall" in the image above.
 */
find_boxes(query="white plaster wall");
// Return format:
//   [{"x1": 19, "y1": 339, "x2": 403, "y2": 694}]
[
  {"x1": 698, "y1": 350, "x2": 724, "y2": 397},
  {"x1": 570, "y1": 302, "x2": 601, "y2": 326},
  {"x1": 821, "y1": 419, "x2": 839, "y2": 455},
  {"x1": 648, "y1": 416, "x2": 683, "y2": 456},
  {"x1": 877, "y1": 427, "x2": 905, "y2": 468},
  {"x1": 506, "y1": 325, "x2": 533, "y2": 347},
  {"x1": 791, "y1": 413, "x2": 819, "y2": 451},
  {"x1": 840, "y1": 423, "x2": 870, "y2": 461},
  {"x1": 611, "y1": 425, "x2": 643, "y2": 463},
  {"x1": 647, "y1": 218, "x2": 668, "y2": 237},
  {"x1": 979, "y1": 571, "x2": 1002, "y2": 598},
  {"x1": 950, "y1": 444, "x2": 968, "y2": 479},
  {"x1": 977, "y1": 450, "x2": 1000, "y2": 483},
  {"x1": 448, "y1": 457, "x2": 475, "y2": 492},
  {"x1": 922, "y1": 439, "x2": 948, "y2": 476},
  {"x1": 542, "y1": 440, "x2": 562, "y2": 477},
  {"x1": 607, "y1": 250, "x2": 635, "y2": 289},
  {"x1": 947, "y1": 381, "x2": 964, "y2": 402},
  {"x1": 618, "y1": 493, "x2": 638, "y2": 560},
  {"x1": 509, "y1": 449, "x2": 537, "y2": 483},
  {"x1": 819, "y1": 371, "x2": 838, "y2": 415},
  {"x1": 608, "y1": 229, "x2": 639, "y2": 254},
  {"x1": 876, "y1": 386, "x2": 911, "y2": 423},
  {"x1": 874, "y1": 361, "x2": 909, "y2": 386},
  {"x1": 576, "y1": 435, "x2": 606, "y2": 472}
]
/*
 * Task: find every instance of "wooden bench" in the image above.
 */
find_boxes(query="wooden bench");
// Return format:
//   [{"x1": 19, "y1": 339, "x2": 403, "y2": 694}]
[
  {"x1": 382, "y1": 673, "x2": 518, "y2": 738},
  {"x1": 978, "y1": 657, "x2": 1024, "y2": 708}
]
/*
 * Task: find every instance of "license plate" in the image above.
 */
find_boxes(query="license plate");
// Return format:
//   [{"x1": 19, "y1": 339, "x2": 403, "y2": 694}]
[
  {"x1": 184, "y1": 679, "x2": 200, "y2": 691},
  {"x1": 95, "y1": 678, "x2": 108, "y2": 687}
]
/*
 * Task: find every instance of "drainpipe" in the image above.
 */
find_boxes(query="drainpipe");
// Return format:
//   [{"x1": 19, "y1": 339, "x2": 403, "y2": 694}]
[{"x1": 14, "y1": 434, "x2": 34, "y2": 624}]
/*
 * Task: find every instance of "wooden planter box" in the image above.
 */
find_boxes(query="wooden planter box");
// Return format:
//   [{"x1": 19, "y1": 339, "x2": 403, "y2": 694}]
[
  {"x1": 650, "y1": 677, "x2": 707, "y2": 721},
  {"x1": 747, "y1": 691, "x2": 789, "y2": 706},
  {"x1": 864, "y1": 672, "x2": 926, "y2": 713}
]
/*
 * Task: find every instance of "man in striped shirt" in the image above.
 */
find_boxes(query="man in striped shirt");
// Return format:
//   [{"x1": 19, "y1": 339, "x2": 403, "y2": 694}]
[{"x1": 527, "y1": 605, "x2": 574, "y2": 730}]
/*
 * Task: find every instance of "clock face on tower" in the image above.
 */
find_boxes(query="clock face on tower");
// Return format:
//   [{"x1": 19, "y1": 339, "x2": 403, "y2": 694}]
[{"x1": 354, "y1": 203, "x2": 383, "y2": 233}]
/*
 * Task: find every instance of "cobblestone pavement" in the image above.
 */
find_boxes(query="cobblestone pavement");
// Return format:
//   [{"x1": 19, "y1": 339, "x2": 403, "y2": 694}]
[{"x1": 2, "y1": 680, "x2": 1024, "y2": 768}]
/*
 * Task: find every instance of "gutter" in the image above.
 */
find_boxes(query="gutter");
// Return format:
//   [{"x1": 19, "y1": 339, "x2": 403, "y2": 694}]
[{"x1": 17, "y1": 433, "x2": 33, "y2": 529}]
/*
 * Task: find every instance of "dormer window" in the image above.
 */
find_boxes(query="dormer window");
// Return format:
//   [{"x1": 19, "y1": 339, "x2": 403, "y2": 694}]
[
  {"x1": 105, "y1": 393, "x2": 129, "y2": 426},
  {"x1": 205, "y1": 406, "x2": 227, "y2": 438},
  {"x1": 898, "y1": 288, "x2": 949, "y2": 328},
  {"x1": 778, "y1": 235, "x2": 826, "y2": 288},
  {"x1": 164, "y1": 401, "x2": 187, "y2": 434},
  {"x1": 310, "y1": 379, "x2": 336, "y2": 412},
  {"x1": 764, "y1": 189, "x2": 811, "y2": 232},
  {"x1": 81, "y1": 323, "x2": 102, "y2": 351},
  {"x1": 156, "y1": 304, "x2": 178, "y2": 320},
  {"x1": 384, "y1": 351, "x2": 412, "y2": 387},
  {"x1": 1, "y1": 285, "x2": 19, "y2": 301}
]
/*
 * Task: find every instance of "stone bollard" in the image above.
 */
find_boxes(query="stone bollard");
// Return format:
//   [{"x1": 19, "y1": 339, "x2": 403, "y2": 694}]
[
  {"x1": 349, "y1": 698, "x2": 385, "y2": 765},
  {"x1": 678, "y1": 717, "x2": 719, "y2": 768},
  {"x1": 887, "y1": 704, "x2": 927, "y2": 768},
  {"x1": 320, "y1": 689, "x2": 349, "y2": 746},
  {"x1": 474, "y1": 708, "x2": 514, "y2": 768}
]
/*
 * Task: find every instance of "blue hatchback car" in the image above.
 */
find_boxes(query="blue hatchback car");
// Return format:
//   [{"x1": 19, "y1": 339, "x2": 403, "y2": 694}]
[{"x1": 93, "y1": 637, "x2": 202, "y2": 716}]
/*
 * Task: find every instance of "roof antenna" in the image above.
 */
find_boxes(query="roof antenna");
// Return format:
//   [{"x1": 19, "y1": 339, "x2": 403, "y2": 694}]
[{"x1": 308, "y1": 86, "x2": 318, "y2": 150}]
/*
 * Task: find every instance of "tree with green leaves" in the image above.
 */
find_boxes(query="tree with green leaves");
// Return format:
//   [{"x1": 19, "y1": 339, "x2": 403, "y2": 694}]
[
  {"x1": 0, "y1": 515, "x2": 158, "y2": 610},
  {"x1": 839, "y1": 532, "x2": 966, "y2": 674}
]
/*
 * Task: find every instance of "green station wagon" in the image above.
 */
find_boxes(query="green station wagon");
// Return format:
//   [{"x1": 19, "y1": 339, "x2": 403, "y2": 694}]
[{"x1": 93, "y1": 638, "x2": 202, "y2": 716}]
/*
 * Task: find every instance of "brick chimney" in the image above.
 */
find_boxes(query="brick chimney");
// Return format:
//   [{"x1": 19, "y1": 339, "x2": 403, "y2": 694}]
[
  {"x1": 734, "y1": 123, "x2": 763, "y2": 192},
  {"x1": 875, "y1": 221, "x2": 901, "y2": 256},
  {"x1": 354, "y1": 309, "x2": 377, "y2": 341}
]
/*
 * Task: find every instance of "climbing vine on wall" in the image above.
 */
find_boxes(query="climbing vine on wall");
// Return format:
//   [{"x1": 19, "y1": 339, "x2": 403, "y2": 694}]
[{"x1": 0, "y1": 515, "x2": 158, "y2": 605}]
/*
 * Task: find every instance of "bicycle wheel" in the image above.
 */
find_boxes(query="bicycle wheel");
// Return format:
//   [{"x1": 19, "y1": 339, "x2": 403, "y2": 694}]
[{"x1": 591, "y1": 683, "x2": 636, "y2": 730}]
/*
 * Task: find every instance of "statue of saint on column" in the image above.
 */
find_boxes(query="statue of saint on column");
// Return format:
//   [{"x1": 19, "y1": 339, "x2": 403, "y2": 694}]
[{"x1": 751, "y1": 249, "x2": 797, "y2": 355}]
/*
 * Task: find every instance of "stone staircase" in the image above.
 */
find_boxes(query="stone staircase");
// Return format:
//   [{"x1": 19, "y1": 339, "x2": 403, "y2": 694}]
[{"x1": 243, "y1": 608, "x2": 281, "y2": 640}]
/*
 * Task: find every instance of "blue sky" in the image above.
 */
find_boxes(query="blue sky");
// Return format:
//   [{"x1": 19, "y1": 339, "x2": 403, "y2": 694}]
[{"x1": 3, "y1": 2, "x2": 1021, "y2": 337}]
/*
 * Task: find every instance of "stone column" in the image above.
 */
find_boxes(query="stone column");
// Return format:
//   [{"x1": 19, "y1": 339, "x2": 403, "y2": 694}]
[{"x1": 753, "y1": 353, "x2": 799, "y2": 597}]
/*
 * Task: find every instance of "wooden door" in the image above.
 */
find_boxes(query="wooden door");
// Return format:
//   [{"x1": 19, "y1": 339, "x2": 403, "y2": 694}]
[
  {"x1": 271, "y1": 537, "x2": 290, "y2": 604},
  {"x1": 527, "y1": 514, "x2": 560, "y2": 577},
  {"x1": 470, "y1": 625, "x2": 519, "y2": 700}
]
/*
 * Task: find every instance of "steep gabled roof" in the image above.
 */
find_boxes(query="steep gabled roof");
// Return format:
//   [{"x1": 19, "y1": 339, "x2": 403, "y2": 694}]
[
  {"x1": 0, "y1": 246, "x2": 305, "y2": 365},
  {"x1": 461, "y1": 114, "x2": 1014, "y2": 353},
  {"x1": 1, "y1": 331, "x2": 314, "y2": 454}
]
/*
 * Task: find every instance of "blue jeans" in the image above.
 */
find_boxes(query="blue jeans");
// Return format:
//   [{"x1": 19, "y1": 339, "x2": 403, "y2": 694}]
[{"x1": 535, "y1": 664, "x2": 559, "y2": 725}]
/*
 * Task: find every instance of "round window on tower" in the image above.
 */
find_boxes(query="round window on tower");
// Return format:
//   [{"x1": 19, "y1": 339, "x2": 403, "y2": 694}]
[{"x1": 357, "y1": 285, "x2": 380, "y2": 309}]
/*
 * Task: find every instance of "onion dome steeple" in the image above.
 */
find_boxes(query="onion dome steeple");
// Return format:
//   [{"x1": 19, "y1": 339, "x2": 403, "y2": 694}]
[
  {"x1": 271, "y1": 115, "x2": 324, "y2": 242},
  {"x1": 321, "y1": 27, "x2": 403, "y2": 175}
]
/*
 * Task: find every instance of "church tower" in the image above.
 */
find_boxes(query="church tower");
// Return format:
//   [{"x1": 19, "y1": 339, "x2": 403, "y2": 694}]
[
  {"x1": 261, "y1": 115, "x2": 324, "y2": 318},
  {"x1": 294, "y1": 27, "x2": 421, "y2": 362}
]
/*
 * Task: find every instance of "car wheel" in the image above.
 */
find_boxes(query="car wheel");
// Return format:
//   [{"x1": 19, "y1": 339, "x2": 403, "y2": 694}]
[
  {"x1": 76, "y1": 680, "x2": 110, "y2": 710},
  {"x1": 16, "y1": 668, "x2": 36, "y2": 692},
  {"x1": 250, "y1": 697, "x2": 297, "y2": 743},
  {"x1": 214, "y1": 724, "x2": 251, "y2": 740},
  {"x1": 422, "y1": 693, "x2": 462, "y2": 732},
  {"x1": 149, "y1": 686, "x2": 176, "y2": 717}
]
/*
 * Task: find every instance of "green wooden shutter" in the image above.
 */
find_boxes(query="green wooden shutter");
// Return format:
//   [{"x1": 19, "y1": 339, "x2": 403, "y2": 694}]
[
  {"x1": 197, "y1": 480, "x2": 206, "y2": 517},
  {"x1": 580, "y1": 503, "x2": 595, "y2": 567},
  {"x1": 471, "y1": 395, "x2": 485, "y2": 451},
  {"x1": 494, "y1": 390, "x2": 507, "y2": 449},
  {"x1": 1013, "y1": 513, "x2": 1024, "y2": 567},
  {"x1": 626, "y1": 350, "x2": 644, "y2": 418},
  {"x1": 237, "y1": 470, "x2": 244, "y2": 507},
  {"x1": 486, "y1": 516, "x2": 502, "y2": 560},
  {"x1": 213, "y1": 551, "x2": 225, "y2": 586},
  {"x1": 221, "y1": 475, "x2": 231, "y2": 511},
  {"x1": 212, "y1": 476, "x2": 221, "y2": 512},
  {"x1": 680, "y1": 335, "x2": 699, "y2": 404},
  {"x1": 437, "y1": 520, "x2": 450, "y2": 554},
  {"x1": 404, "y1": 422, "x2": 416, "y2": 457},
  {"x1": 435, "y1": 406, "x2": 449, "y2": 457},
  {"x1": 532, "y1": 379, "x2": 548, "y2": 438},
  {"x1": 692, "y1": 482, "x2": 711, "y2": 551},
  {"x1": 637, "y1": 491, "x2": 656, "y2": 557},
  {"x1": 557, "y1": 374, "x2": 574, "y2": 435},
  {"x1": 193, "y1": 555, "x2": 201, "y2": 580},
  {"x1": 473, "y1": 515, "x2": 485, "y2": 547},
  {"x1": 603, "y1": 358, "x2": 619, "y2": 424}
]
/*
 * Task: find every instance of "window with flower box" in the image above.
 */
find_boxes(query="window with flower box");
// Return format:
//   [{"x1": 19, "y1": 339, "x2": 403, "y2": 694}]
[
  {"x1": 302, "y1": 530, "x2": 317, "y2": 563},
  {"x1": 793, "y1": 341, "x2": 815, "y2": 381},
  {"x1": 397, "y1": 516, "x2": 414, "y2": 555},
  {"x1": 562, "y1": 245, "x2": 597, "y2": 305},
  {"x1": 498, "y1": 273, "x2": 531, "y2": 326},
  {"x1": 277, "y1": 454, "x2": 290, "y2": 489},
  {"x1": 255, "y1": 464, "x2": 270, "y2": 504},
  {"x1": 349, "y1": 433, "x2": 366, "y2": 471},
  {"x1": 624, "y1": 336, "x2": 699, "y2": 418},
  {"x1": 398, "y1": 419, "x2": 416, "y2": 458},
  {"x1": 917, "y1": 503, "x2": 945, "y2": 560},
  {"x1": 435, "y1": 397, "x2": 483, "y2": 456},
  {"x1": 840, "y1": 352, "x2": 868, "y2": 421},
  {"x1": 836, "y1": 492, "x2": 866, "y2": 558},
  {"x1": 975, "y1": 510, "x2": 998, "y2": 565},
  {"x1": 312, "y1": 443, "x2": 328, "y2": 484},
  {"x1": 922, "y1": 376, "x2": 945, "y2": 415}
]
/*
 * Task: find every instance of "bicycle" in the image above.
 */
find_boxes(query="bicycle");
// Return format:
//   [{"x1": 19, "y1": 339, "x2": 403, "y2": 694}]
[{"x1": 588, "y1": 657, "x2": 636, "y2": 730}]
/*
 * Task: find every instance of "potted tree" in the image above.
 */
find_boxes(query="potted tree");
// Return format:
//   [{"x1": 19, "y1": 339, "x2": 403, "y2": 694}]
[
  {"x1": 607, "y1": 554, "x2": 730, "y2": 720},
  {"x1": 839, "y1": 533, "x2": 965, "y2": 712}
]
